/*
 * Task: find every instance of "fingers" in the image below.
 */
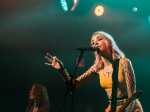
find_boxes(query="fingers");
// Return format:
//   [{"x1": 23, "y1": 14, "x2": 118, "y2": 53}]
[
  {"x1": 53, "y1": 56, "x2": 59, "y2": 62},
  {"x1": 45, "y1": 56, "x2": 51, "y2": 62},
  {"x1": 45, "y1": 53, "x2": 55, "y2": 62},
  {"x1": 45, "y1": 53, "x2": 63, "y2": 69},
  {"x1": 46, "y1": 53, "x2": 54, "y2": 60},
  {"x1": 45, "y1": 62, "x2": 52, "y2": 66},
  {"x1": 45, "y1": 53, "x2": 59, "y2": 64}
]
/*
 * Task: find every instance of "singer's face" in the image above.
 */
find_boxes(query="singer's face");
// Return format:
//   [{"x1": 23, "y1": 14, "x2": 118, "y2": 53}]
[
  {"x1": 91, "y1": 34, "x2": 111, "y2": 52},
  {"x1": 30, "y1": 85, "x2": 35, "y2": 100}
]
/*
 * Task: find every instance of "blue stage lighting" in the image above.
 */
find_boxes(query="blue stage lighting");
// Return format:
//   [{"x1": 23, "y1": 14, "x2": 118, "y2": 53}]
[
  {"x1": 60, "y1": 0, "x2": 74, "y2": 11},
  {"x1": 60, "y1": 0, "x2": 68, "y2": 11}
]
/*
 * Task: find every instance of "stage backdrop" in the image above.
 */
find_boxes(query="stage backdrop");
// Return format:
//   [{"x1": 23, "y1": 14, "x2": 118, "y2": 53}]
[{"x1": 0, "y1": 0, "x2": 150, "y2": 112}]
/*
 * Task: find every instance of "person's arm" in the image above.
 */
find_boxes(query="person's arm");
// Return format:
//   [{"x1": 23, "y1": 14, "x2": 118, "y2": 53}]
[
  {"x1": 73, "y1": 65, "x2": 98, "y2": 88},
  {"x1": 45, "y1": 53, "x2": 98, "y2": 88},
  {"x1": 45, "y1": 53, "x2": 71, "y2": 83},
  {"x1": 38, "y1": 104, "x2": 49, "y2": 112},
  {"x1": 122, "y1": 58, "x2": 136, "y2": 112},
  {"x1": 58, "y1": 64, "x2": 98, "y2": 89}
]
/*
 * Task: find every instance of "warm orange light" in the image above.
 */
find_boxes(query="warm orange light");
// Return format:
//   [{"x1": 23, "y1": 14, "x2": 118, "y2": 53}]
[
  {"x1": 74, "y1": 0, "x2": 77, "y2": 4},
  {"x1": 94, "y1": 6, "x2": 104, "y2": 16},
  {"x1": 71, "y1": 0, "x2": 78, "y2": 11}
]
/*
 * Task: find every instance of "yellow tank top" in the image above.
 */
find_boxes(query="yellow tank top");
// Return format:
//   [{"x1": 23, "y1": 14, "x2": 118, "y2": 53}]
[{"x1": 99, "y1": 58, "x2": 126, "y2": 92}]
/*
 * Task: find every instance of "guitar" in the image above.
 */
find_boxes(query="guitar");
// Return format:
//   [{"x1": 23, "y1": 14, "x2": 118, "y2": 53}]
[
  {"x1": 120, "y1": 89, "x2": 143, "y2": 112},
  {"x1": 106, "y1": 89, "x2": 143, "y2": 112}
]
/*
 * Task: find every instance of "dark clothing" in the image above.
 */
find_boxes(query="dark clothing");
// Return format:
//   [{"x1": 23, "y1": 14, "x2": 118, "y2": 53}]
[{"x1": 27, "y1": 104, "x2": 49, "y2": 112}]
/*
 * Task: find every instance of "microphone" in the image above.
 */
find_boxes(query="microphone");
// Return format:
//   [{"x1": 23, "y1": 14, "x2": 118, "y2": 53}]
[{"x1": 76, "y1": 47, "x2": 97, "y2": 51}]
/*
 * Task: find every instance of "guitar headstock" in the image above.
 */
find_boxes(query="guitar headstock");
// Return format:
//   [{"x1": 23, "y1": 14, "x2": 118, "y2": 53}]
[
  {"x1": 120, "y1": 89, "x2": 143, "y2": 112},
  {"x1": 129, "y1": 89, "x2": 143, "y2": 102}
]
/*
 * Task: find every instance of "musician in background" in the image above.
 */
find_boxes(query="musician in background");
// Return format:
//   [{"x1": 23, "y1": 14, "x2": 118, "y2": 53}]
[
  {"x1": 26, "y1": 83, "x2": 50, "y2": 112},
  {"x1": 45, "y1": 31, "x2": 143, "y2": 112}
]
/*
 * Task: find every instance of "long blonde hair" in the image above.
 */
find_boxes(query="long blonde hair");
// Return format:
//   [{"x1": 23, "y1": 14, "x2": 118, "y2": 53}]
[{"x1": 91, "y1": 31, "x2": 125, "y2": 71}]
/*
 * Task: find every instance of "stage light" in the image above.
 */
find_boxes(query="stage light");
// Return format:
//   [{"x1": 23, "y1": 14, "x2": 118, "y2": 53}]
[
  {"x1": 60, "y1": 0, "x2": 95, "y2": 16},
  {"x1": 60, "y1": 0, "x2": 68, "y2": 11},
  {"x1": 94, "y1": 6, "x2": 104, "y2": 16},
  {"x1": 60, "y1": 0, "x2": 74, "y2": 11},
  {"x1": 71, "y1": 0, "x2": 79, "y2": 11},
  {"x1": 149, "y1": 16, "x2": 150, "y2": 23},
  {"x1": 72, "y1": 0, "x2": 96, "y2": 16},
  {"x1": 133, "y1": 7, "x2": 138, "y2": 12}
]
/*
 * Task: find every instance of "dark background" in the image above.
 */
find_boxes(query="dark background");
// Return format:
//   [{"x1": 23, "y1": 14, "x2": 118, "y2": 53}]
[{"x1": 0, "y1": 0, "x2": 150, "y2": 112}]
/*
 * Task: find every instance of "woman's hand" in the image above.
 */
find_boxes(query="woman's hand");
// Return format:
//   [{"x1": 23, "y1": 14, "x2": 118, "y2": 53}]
[{"x1": 45, "y1": 53, "x2": 64, "y2": 70}]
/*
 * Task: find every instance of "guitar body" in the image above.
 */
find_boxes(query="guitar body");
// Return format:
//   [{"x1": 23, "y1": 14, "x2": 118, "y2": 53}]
[
  {"x1": 105, "y1": 104, "x2": 122, "y2": 112},
  {"x1": 105, "y1": 89, "x2": 143, "y2": 112}
]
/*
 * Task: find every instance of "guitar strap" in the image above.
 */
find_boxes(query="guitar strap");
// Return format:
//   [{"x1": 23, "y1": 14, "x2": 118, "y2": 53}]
[{"x1": 111, "y1": 59, "x2": 120, "y2": 112}]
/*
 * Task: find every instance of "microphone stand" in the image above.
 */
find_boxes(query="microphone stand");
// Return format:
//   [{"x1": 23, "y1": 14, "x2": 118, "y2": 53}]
[{"x1": 57, "y1": 50, "x2": 85, "y2": 112}]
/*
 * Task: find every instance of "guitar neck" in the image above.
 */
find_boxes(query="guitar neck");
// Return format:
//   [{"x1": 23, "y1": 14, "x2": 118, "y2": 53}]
[
  {"x1": 120, "y1": 89, "x2": 143, "y2": 112},
  {"x1": 120, "y1": 99, "x2": 130, "y2": 111}
]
